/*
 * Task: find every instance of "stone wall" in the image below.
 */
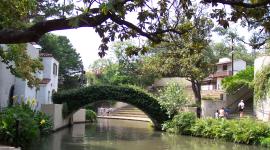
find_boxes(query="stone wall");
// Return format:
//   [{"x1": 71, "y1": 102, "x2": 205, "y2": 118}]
[
  {"x1": 153, "y1": 77, "x2": 195, "y2": 101},
  {"x1": 183, "y1": 107, "x2": 197, "y2": 114},
  {"x1": 73, "y1": 109, "x2": 86, "y2": 123},
  {"x1": 41, "y1": 104, "x2": 86, "y2": 131},
  {"x1": 201, "y1": 86, "x2": 252, "y2": 118},
  {"x1": 254, "y1": 56, "x2": 270, "y2": 121},
  {"x1": 201, "y1": 100, "x2": 225, "y2": 118},
  {"x1": 41, "y1": 104, "x2": 69, "y2": 130},
  {"x1": 0, "y1": 56, "x2": 15, "y2": 109}
]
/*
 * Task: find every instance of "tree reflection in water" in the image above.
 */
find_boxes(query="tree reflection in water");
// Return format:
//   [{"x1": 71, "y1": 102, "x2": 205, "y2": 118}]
[{"x1": 29, "y1": 119, "x2": 267, "y2": 150}]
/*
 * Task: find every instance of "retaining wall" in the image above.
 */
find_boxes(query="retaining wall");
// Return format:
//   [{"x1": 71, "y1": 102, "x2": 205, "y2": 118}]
[
  {"x1": 254, "y1": 56, "x2": 270, "y2": 121},
  {"x1": 41, "y1": 104, "x2": 86, "y2": 131}
]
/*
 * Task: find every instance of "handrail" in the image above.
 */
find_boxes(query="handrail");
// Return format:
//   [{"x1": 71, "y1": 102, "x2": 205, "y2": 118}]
[
  {"x1": 231, "y1": 85, "x2": 246, "y2": 95},
  {"x1": 227, "y1": 91, "x2": 253, "y2": 108},
  {"x1": 225, "y1": 88, "x2": 253, "y2": 113}
]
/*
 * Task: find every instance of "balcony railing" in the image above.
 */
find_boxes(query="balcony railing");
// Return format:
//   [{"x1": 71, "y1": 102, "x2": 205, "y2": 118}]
[{"x1": 213, "y1": 70, "x2": 232, "y2": 78}]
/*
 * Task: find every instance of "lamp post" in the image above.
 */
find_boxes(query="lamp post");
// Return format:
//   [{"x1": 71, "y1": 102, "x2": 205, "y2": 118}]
[{"x1": 231, "y1": 38, "x2": 234, "y2": 75}]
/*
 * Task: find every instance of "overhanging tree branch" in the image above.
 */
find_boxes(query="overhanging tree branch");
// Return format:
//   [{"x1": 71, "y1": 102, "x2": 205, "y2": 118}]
[
  {"x1": 108, "y1": 13, "x2": 162, "y2": 43},
  {"x1": 0, "y1": 14, "x2": 110, "y2": 44},
  {"x1": 203, "y1": 0, "x2": 270, "y2": 8}
]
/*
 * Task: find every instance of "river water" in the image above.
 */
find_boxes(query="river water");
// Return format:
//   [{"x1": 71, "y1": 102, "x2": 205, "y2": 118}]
[{"x1": 29, "y1": 119, "x2": 267, "y2": 150}]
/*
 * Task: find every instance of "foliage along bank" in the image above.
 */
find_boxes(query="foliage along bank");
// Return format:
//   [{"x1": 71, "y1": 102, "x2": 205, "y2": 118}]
[
  {"x1": 222, "y1": 66, "x2": 254, "y2": 94},
  {"x1": 0, "y1": 100, "x2": 53, "y2": 148},
  {"x1": 254, "y1": 65, "x2": 270, "y2": 102},
  {"x1": 162, "y1": 112, "x2": 270, "y2": 147},
  {"x1": 85, "y1": 109, "x2": 97, "y2": 122}
]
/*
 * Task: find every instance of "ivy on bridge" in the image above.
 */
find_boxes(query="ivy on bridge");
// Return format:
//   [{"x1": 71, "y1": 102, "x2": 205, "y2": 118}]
[{"x1": 53, "y1": 85, "x2": 169, "y2": 130}]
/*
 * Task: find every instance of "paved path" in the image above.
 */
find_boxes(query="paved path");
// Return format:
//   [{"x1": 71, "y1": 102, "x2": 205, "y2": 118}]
[
  {"x1": 0, "y1": 145, "x2": 20, "y2": 150},
  {"x1": 97, "y1": 115, "x2": 151, "y2": 122}
]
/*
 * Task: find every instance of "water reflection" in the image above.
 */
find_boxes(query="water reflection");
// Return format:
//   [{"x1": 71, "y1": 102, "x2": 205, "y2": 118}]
[{"x1": 29, "y1": 119, "x2": 267, "y2": 150}]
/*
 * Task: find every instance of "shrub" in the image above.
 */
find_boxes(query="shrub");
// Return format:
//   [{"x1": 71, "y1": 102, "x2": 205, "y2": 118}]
[
  {"x1": 190, "y1": 118, "x2": 210, "y2": 137},
  {"x1": 229, "y1": 118, "x2": 270, "y2": 144},
  {"x1": 162, "y1": 112, "x2": 196, "y2": 135},
  {"x1": 34, "y1": 111, "x2": 53, "y2": 135},
  {"x1": 0, "y1": 103, "x2": 53, "y2": 148},
  {"x1": 0, "y1": 105, "x2": 39, "y2": 148},
  {"x1": 254, "y1": 65, "x2": 270, "y2": 101},
  {"x1": 158, "y1": 83, "x2": 189, "y2": 118},
  {"x1": 163, "y1": 115, "x2": 270, "y2": 147},
  {"x1": 260, "y1": 137, "x2": 270, "y2": 147},
  {"x1": 85, "y1": 109, "x2": 97, "y2": 122}
]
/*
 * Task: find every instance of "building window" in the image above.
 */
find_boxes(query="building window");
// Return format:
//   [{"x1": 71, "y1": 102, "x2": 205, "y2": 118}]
[
  {"x1": 223, "y1": 65, "x2": 227, "y2": 71},
  {"x1": 53, "y1": 63, "x2": 57, "y2": 75},
  {"x1": 48, "y1": 91, "x2": 51, "y2": 103}
]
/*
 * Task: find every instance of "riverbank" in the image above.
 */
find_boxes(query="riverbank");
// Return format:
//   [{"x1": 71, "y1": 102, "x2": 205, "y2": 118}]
[{"x1": 162, "y1": 112, "x2": 270, "y2": 148}]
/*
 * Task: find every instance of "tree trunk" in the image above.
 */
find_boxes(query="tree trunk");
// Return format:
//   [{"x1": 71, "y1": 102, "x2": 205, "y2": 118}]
[
  {"x1": 191, "y1": 79, "x2": 201, "y2": 104},
  {"x1": 191, "y1": 79, "x2": 202, "y2": 118}
]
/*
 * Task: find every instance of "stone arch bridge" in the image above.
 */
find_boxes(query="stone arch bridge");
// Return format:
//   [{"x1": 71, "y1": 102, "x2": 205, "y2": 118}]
[{"x1": 53, "y1": 85, "x2": 169, "y2": 130}]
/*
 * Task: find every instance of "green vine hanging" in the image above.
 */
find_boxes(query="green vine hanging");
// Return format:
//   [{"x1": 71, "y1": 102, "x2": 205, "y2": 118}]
[{"x1": 254, "y1": 65, "x2": 270, "y2": 102}]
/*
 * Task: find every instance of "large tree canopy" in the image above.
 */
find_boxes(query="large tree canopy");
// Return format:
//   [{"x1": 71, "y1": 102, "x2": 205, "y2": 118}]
[
  {"x1": 0, "y1": 0, "x2": 269, "y2": 87},
  {"x1": 1, "y1": 0, "x2": 270, "y2": 53},
  {"x1": 141, "y1": 9, "x2": 215, "y2": 106},
  {"x1": 87, "y1": 41, "x2": 157, "y2": 87},
  {"x1": 38, "y1": 33, "x2": 84, "y2": 90}
]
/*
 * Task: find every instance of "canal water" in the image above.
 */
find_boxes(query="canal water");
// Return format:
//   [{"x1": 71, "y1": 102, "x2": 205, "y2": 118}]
[{"x1": 29, "y1": 119, "x2": 267, "y2": 150}]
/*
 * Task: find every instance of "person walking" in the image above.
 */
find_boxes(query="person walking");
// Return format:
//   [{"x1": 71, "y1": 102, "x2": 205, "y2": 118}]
[
  {"x1": 224, "y1": 107, "x2": 230, "y2": 119},
  {"x1": 238, "y1": 100, "x2": 245, "y2": 118},
  {"x1": 219, "y1": 107, "x2": 225, "y2": 118},
  {"x1": 215, "y1": 109, "x2": 219, "y2": 119}
]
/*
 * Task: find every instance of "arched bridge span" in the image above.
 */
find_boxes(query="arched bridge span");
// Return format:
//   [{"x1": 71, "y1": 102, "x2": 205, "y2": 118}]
[{"x1": 53, "y1": 85, "x2": 169, "y2": 129}]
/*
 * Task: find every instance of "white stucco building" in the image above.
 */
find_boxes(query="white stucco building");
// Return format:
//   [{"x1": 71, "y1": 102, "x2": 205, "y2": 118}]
[
  {"x1": 201, "y1": 57, "x2": 246, "y2": 91},
  {"x1": 36, "y1": 53, "x2": 59, "y2": 109},
  {"x1": 0, "y1": 43, "x2": 59, "y2": 110}
]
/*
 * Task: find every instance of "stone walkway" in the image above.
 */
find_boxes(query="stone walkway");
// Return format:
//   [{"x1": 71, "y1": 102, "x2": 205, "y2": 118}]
[
  {"x1": 0, "y1": 145, "x2": 20, "y2": 150},
  {"x1": 97, "y1": 115, "x2": 151, "y2": 122}
]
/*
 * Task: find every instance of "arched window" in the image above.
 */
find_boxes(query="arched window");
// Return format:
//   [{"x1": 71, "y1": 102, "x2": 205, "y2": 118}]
[
  {"x1": 48, "y1": 91, "x2": 51, "y2": 103},
  {"x1": 53, "y1": 63, "x2": 57, "y2": 75},
  {"x1": 8, "y1": 85, "x2": 15, "y2": 106}
]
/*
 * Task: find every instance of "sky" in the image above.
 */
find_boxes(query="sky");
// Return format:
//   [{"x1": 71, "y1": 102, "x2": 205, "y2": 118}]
[{"x1": 51, "y1": 28, "x2": 102, "y2": 70}]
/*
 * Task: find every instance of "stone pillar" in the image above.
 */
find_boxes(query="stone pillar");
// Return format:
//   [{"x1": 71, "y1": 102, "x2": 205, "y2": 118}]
[
  {"x1": 73, "y1": 109, "x2": 86, "y2": 123},
  {"x1": 254, "y1": 56, "x2": 270, "y2": 121},
  {"x1": 201, "y1": 100, "x2": 225, "y2": 118},
  {"x1": 41, "y1": 104, "x2": 70, "y2": 130}
]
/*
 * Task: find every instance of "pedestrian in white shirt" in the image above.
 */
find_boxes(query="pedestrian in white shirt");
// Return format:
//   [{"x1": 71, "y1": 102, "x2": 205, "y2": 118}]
[{"x1": 238, "y1": 100, "x2": 245, "y2": 118}]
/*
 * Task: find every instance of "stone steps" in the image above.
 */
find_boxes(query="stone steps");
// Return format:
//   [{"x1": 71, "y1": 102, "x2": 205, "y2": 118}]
[
  {"x1": 228, "y1": 108, "x2": 254, "y2": 119},
  {"x1": 114, "y1": 112, "x2": 146, "y2": 115},
  {"x1": 110, "y1": 114, "x2": 149, "y2": 118},
  {"x1": 228, "y1": 114, "x2": 255, "y2": 120},
  {"x1": 110, "y1": 105, "x2": 149, "y2": 119}
]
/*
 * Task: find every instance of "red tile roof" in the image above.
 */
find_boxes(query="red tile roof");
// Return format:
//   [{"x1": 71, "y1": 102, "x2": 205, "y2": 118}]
[{"x1": 39, "y1": 78, "x2": 51, "y2": 84}]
